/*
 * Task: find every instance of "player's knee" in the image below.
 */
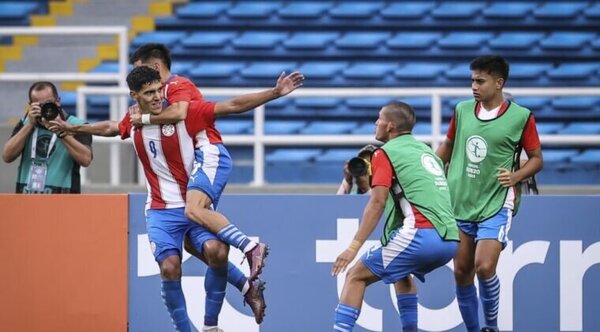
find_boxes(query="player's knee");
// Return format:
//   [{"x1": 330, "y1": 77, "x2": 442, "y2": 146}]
[
  {"x1": 475, "y1": 261, "x2": 496, "y2": 279},
  {"x1": 345, "y1": 264, "x2": 365, "y2": 284},
  {"x1": 454, "y1": 264, "x2": 475, "y2": 283},
  {"x1": 202, "y1": 240, "x2": 229, "y2": 267},
  {"x1": 160, "y1": 256, "x2": 182, "y2": 280}
]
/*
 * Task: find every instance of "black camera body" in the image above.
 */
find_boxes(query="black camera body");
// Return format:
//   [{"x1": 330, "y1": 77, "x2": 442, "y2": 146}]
[
  {"x1": 348, "y1": 157, "x2": 369, "y2": 177},
  {"x1": 40, "y1": 102, "x2": 60, "y2": 121}
]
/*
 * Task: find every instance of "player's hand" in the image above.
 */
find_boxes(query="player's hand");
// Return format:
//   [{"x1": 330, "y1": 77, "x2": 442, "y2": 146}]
[
  {"x1": 26, "y1": 102, "x2": 42, "y2": 124},
  {"x1": 496, "y1": 167, "x2": 518, "y2": 187},
  {"x1": 331, "y1": 249, "x2": 358, "y2": 277},
  {"x1": 273, "y1": 71, "x2": 304, "y2": 97},
  {"x1": 129, "y1": 104, "x2": 142, "y2": 127},
  {"x1": 47, "y1": 117, "x2": 73, "y2": 136}
]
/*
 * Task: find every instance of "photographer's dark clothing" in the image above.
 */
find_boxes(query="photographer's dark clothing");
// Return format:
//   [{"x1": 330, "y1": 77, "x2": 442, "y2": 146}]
[{"x1": 11, "y1": 114, "x2": 91, "y2": 194}]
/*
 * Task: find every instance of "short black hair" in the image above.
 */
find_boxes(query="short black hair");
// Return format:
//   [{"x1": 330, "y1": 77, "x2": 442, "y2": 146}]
[
  {"x1": 130, "y1": 43, "x2": 172, "y2": 70},
  {"x1": 28, "y1": 81, "x2": 59, "y2": 103},
  {"x1": 126, "y1": 66, "x2": 162, "y2": 92},
  {"x1": 470, "y1": 55, "x2": 509, "y2": 82},
  {"x1": 383, "y1": 101, "x2": 416, "y2": 132}
]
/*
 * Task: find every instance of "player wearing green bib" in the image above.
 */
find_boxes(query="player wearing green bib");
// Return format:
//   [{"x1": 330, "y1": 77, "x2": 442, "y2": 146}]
[
  {"x1": 332, "y1": 102, "x2": 459, "y2": 332},
  {"x1": 437, "y1": 56, "x2": 543, "y2": 332}
]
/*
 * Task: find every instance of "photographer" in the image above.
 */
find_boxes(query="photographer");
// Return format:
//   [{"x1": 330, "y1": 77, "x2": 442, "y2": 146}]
[
  {"x1": 2, "y1": 81, "x2": 92, "y2": 194},
  {"x1": 336, "y1": 144, "x2": 377, "y2": 195}
]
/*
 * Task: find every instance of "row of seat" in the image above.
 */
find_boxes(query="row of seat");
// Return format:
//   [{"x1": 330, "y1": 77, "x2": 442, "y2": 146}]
[
  {"x1": 0, "y1": 1, "x2": 45, "y2": 25},
  {"x1": 156, "y1": 1, "x2": 600, "y2": 30},
  {"x1": 91, "y1": 60, "x2": 600, "y2": 87}
]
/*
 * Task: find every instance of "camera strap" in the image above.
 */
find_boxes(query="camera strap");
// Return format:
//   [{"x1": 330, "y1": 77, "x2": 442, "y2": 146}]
[
  {"x1": 31, "y1": 127, "x2": 57, "y2": 161},
  {"x1": 27, "y1": 128, "x2": 57, "y2": 192}
]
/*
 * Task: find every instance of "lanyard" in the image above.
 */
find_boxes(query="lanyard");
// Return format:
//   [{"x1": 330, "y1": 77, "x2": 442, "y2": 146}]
[{"x1": 31, "y1": 127, "x2": 57, "y2": 160}]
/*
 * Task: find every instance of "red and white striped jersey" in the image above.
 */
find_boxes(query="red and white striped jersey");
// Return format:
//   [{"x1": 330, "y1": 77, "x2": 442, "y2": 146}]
[{"x1": 119, "y1": 101, "x2": 216, "y2": 210}]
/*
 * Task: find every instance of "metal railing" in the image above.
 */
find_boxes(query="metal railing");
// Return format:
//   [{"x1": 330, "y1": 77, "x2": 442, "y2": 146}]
[{"x1": 80, "y1": 86, "x2": 600, "y2": 187}]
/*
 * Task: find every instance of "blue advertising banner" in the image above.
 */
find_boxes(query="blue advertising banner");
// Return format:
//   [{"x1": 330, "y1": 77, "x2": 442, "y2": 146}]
[{"x1": 128, "y1": 195, "x2": 600, "y2": 332}]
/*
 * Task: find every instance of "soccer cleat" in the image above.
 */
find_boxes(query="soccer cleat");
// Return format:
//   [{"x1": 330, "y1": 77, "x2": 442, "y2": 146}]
[
  {"x1": 202, "y1": 327, "x2": 224, "y2": 332},
  {"x1": 480, "y1": 328, "x2": 499, "y2": 332},
  {"x1": 245, "y1": 243, "x2": 269, "y2": 281},
  {"x1": 243, "y1": 278, "x2": 267, "y2": 324}
]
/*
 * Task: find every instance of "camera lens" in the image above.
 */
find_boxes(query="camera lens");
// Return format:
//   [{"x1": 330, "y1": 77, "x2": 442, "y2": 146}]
[
  {"x1": 40, "y1": 102, "x2": 59, "y2": 121},
  {"x1": 348, "y1": 157, "x2": 368, "y2": 177}
]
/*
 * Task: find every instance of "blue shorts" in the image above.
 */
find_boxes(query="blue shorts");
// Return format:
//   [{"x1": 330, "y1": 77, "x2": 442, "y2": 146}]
[
  {"x1": 457, "y1": 208, "x2": 513, "y2": 248},
  {"x1": 187, "y1": 144, "x2": 232, "y2": 209},
  {"x1": 361, "y1": 228, "x2": 458, "y2": 284},
  {"x1": 146, "y1": 208, "x2": 219, "y2": 262}
]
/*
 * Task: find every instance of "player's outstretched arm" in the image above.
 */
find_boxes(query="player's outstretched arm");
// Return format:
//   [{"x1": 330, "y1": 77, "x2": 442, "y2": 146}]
[
  {"x1": 214, "y1": 71, "x2": 304, "y2": 117},
  {"x1": 48, "y1": 119, "x2": 120, "y2": 137},
  {"x1": 130, "y1": 102, "x2": 189, "y2": 127}
]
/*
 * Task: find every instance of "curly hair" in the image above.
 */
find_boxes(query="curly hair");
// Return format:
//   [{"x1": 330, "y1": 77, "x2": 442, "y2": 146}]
[{"x1": 126, "y1": 66, "x2": 162, "y2": 92}]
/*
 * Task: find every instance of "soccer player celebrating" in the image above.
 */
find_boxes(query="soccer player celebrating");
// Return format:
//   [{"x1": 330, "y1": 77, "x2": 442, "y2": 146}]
[
  {"x1": 332, "y1": 102, "x2": 459, "y2": 332},
  {"x1": 436, "y1": 55, "x2": 543, "y2": 332}
]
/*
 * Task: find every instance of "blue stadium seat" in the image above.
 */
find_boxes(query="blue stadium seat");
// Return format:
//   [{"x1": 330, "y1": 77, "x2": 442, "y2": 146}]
[
  {"x1": 181, "y1": 32, "x2": 236, "y2": 48},
  {"x1": 240, "y1": 62, "x2": 298, "y2": 79},
  {"x1": 298, "y1": 121, "x2": 357, "y2": 134},
  {"x1": 513, "y1": 97, "x2": 550, "y2": 111},
  {"x1": 403, "y1": 97, "x2": 433, "y2": 111},
  {"x1": 328, "y1": 2, "x2": 384, "y2": 19},
  {"x1": 536, "y1": 123, "x2": 565, "y2": 134},
  {"x1": 394, "y1": 63, "x2": 450, "y2": 80},
  {"x1": 315, "y1": 148, "x2": 363, "y2": 163},
  {"x1": 347, "y1": 97, "x2": 394, "y2": 109},
  {"x1": 542, "y1": 149, "x2": 579, "y2": 163},
  {"x1": 381, "y1": 2, "x2": 435, "y2": 19},
  {"x1": 188, "y1": 62, "x2": 244, "y2": 78},
  {"x1": 386, "y1": 32, "x2": 442, "y2": 49},
  {"x1": 296, "y1": 98, "x2": 340, "y2": 109},
  {"x1": 539, "y1": 32, "x2": 595, "y2": 50},
  {"x1": 216, "y1": 120, "x2": 253, "y2": 135},
  {"x1": 232, "y1": 32, "x2": 287, "y2": 49},
  {"x1": 547, "y1": 63, "x2": 600, "y2": 80},
  {"x1": 560, "y1": 122, "x2": 600, "y2": 135},
  {"x1": 227, "y1": 2, "x2": 280, "y2": 19},
  {"x1": 0, "y1": 2, "x2": 38, "y2": 19},
  {"x1": 412, "y1": 123, "x2": 449, "y2": 135},
  {"x1": 445, "y1": 64, "x2": 471, "y2": 80},
  {"x1": 266, "y1": 148, "x2": 322, "y2": 163},
  {"x1": 263, "y1": 120, "x2": 307, "y2": 134},
  {"x1": 131, "y1": 32, "x2": 185, "y2": 48},
  {"x1": 482, "y1": 2, "x2": 536, "y2": 18},
  {"x1": 352, "y1": 122, "x2": 375, "y2": 134},
  {"x1": 552, "y1": 97, "x2": 598, "y2": 111},
  {"x1": 489, "y1": 32, "x2": 545, "y2": 49},
  {"x1": 438, "y1": 32, "x2": 494, "y2": 49},
  {"x1": 570, "y1": 150, "x2": 600, "y2": 165},
  {"x1": 509, "y1": 63, "x2": 553, "y2": 80},
  {"x1": 592, "y1": 38, "x2": 600, "y2": 49},
  {"x1": 335, "y1": 32, "x2": 390, "y2": 49},
  {"x1": 584, "y1": 3, "x2": 600, "y2": 18},
  {"x1": 278, "y1": 2, "x2": 333, "y2": 18},
  {"x1": 533, "y1": 2, "x2": 588, "y2": 19},
  {"x1": 283, "y1": 32, "x2": 339, "y2": 50},
  {"x1": 91, "y1": 62, "x2": 119, "y2": 73},
  {"x1": 431, "y1": 2, "x2": 485, "y2": 19},
  {"x1": 343, "y1": 63, "x2": 396, "y2": 80},
  {"x1": 296, "y1": 62, "x2": 348, "y2": 79},
  {"x1": 170, "y1": 62, "x2": 195, "y2": 76},
  {"x1": 175, "y1": 2, "x2": 230, "y2": 19}
]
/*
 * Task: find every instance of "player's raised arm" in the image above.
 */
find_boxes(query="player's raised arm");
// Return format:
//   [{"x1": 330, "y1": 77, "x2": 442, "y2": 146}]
[
  {"x1": 48, "y1": 119, "x2": 120, "y2": 137},
  {"x1": 214, "y1": 71, "x2": 304, "y2": 117}
]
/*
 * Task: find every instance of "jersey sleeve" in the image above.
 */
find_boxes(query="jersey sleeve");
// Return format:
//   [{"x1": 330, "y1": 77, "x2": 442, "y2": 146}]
[
  {"x1": 521, "y1": 115, "x2": 541, "y2": 152},
  {"x1": 164, "y1": 78, "x2": 196, "y2": 105},
  {"x1": 185, "y1": 100, "x2": 217, "y2": 134},
  {"x1": 118, "y1": 112, "x2": 132, "y2": 140},
  {"x1": 446, "y1": 115, "x2": 456, "y2": 141},
  {"x1": 370, "y1": 149, "x2": 393, "y2": 189}
]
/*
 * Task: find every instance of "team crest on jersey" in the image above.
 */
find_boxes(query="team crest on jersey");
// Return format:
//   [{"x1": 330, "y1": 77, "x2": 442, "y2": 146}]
[
  {"x1": 421, "y1": 153, "x2": 444, "y2": 176},
  {"x1": 466, "y1": 135, "x2": 488, "y2": 163},
  {"x1": 162, "y1": 124, "x2": 175, "y2": 137}
]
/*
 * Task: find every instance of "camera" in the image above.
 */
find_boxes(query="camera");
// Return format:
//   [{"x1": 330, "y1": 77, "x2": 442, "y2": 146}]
[
  {"x1": 40, "y1": 102, "x2": 60, "y2": 121},
  {"x1": 348, "y1": 157, "x2": 370, "y2": 177}
]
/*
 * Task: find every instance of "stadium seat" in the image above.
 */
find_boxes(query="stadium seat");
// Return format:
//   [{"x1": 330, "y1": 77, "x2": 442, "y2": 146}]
[
  {"x1": 352, "y1": 122, "x2": 375, "y2": 134},
  {"x1": 227, "y1": 2, "x2": 280, "y2": 19},
  {"x1": 283, "y1": 32, "x2": 339, "y2": 50},
  {"x1": 266, "y1": 148, "x2": 322, "y2": 163},
  {"x1": 547, "y1": 63, "x2": 600, "y2": 80},
  {"x1": 240, "y1": 62, "x2": 298, "y2": 79},
  {"x1": 335, "y1": 32, "x2": 391, "y2": 49},
  {"x1": 536, "y1": 123, "x2": 565, "y2": 134},
  {"x1": 381, "y1": 2, "x2": 435, "y2": 19},
  {"x1": 278, "y1": 2, "x2": 333, "y2": 19},
  {"x1": 90, "y1": 61, "x2": 119, "y2": 73},
  {"x1": 216, "y1": 120, "x2": 253, "y2": 135},
  {"x1": 559, "y1": 122, "x2": 600, "y2": 135},
  {"x1": 509, "y1": 63, "x2": 553, "y2": 80},
  {"x1": 431, "y1": 2, "x2": 485, "y2": 19},
  {"x1": 394, "y1": 63, "x2": 450, "y2": 80},
  {"x1": 438, "y1": 32, "x2": 494, "y2": 49},
  {"x1": 513, "y1": 97, "x2": 550, "y2": 111},
  {"x1": 263, "y1": 120, "x2": 307, "y2": 135},
  {"x1": 570, "y1": 150, "x2": 600, "y2": 165},
  {"x1": 552, "y1": 97, "x2": 598, "y2": 111},
  {"x1": 539, "y1": 32, "x2": 595, "y2": 50},
  {"x1": 542, "y1": 149, "x2": 579, "y2": 163},
  {"x1": 296, "y1": 98, "x2": 341, "y2": 109},
  {"x1": 232, "y1": 32, "x2": 287, "y2": 49},
  {"x1": 175, "y1": 2, "x2": 230, "y2": 19},
  {"x1": 298, "y1": 121, "x2": 357, "y2": 135},
  {"x1": 188, "y1": 62, "x2": 245, "y2": 78},
  {"x1": 346, "y1": 97, "x2": 394, "y2": 109},
  {"x1": 343, "y1": 63, "x2": 397, "y2": 80},
  {"x1": 328, "y1": 2, "x2": 385, "y2": 19},
  {"x1": 584, "y1": 3, "x2": 600, "y2": 19},
  {"x1": 489, "y1": 32, "x2": 545, "y2": 49},
  {"x1": 296, "y1": 62, "x2": 348, "y2": 79},
  {"x1": 482, "y1": 2, "x2": 536, "y2": 18},
  {"x1": 315, "y1": 148, "x2": 364, "y2": 163},
  {"x1": 386, "y1": 32, "x2": 442, "y2": 49},
  {"x1": 0, "y1": 2, "x2": 39, "y2": 19},
  {"x1": 533, "y1": 2, "x2": 588, "y2": 19},
  {"x1": 131, "y1": 32, "x2": 186, "y2": 48},
  {"x1": 170, "y1": 62, "x2": 195, "y2": 76},
  {"x1": 445, "y1": 64, "x2": 471, "y2": 80},
  {"x1": 181, "y1": 32, "x2": 237, "y2": 48}
]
